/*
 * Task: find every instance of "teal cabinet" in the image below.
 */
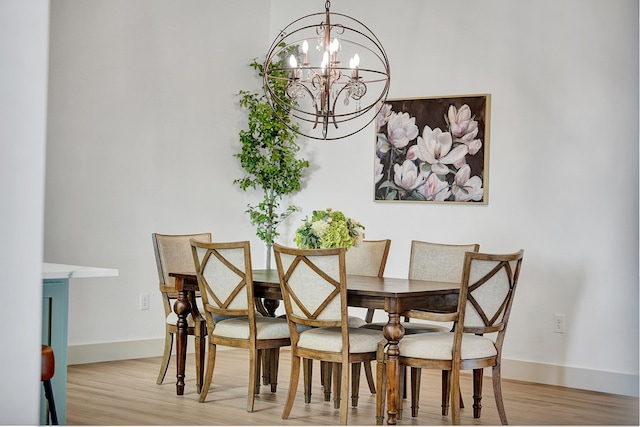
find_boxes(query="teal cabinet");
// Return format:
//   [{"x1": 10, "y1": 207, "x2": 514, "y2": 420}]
[
  {"x1": 41, "y1": 278, "x2": 69, "y2": 425},
  {"x1": 40, "y1": 264, "x2": 118, "y2": 425}
]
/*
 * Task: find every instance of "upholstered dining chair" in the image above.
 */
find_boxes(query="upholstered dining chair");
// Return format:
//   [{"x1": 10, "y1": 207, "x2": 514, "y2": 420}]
[
  {"x1": 363, "y1": 241, "x2": 480, "y2": 335},
  {"x1": 363, "y1": 240, "x2": 479, "y2": 417},
  {"x1": 312, "y1": 239, "x2": 391, "y2": 406},
  {"x1": 273, "y1": 244, "x2": 384, "y2": 425},
  {"x1": 191, "y1": 240, "x2": 291, "y2": 412},
  {"x1": 152, "y1": 232, "x2": 211, "y2": 391},
  {"x1": 376, "y1": 250, "x2": 524, "y2": 425}
]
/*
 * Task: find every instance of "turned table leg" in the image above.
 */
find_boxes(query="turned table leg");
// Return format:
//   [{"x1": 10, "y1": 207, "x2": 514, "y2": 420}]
[
  {"x1": 383, "y1": 310, "x2": 405, "y2": 425},
  {"x1": 173, "y1": 277, "x2": 191, "y2": 396}
]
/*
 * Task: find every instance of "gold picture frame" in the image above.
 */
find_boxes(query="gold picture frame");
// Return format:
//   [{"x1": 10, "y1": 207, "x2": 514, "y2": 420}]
[{"x1": 374, "y1": 94, "x2": 491, "y2": 204}]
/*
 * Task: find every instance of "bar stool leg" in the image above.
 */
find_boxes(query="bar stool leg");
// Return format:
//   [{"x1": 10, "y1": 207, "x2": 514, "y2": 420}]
[{"x1": 42, "y1": 378, "x2": 58, "y2": 425}]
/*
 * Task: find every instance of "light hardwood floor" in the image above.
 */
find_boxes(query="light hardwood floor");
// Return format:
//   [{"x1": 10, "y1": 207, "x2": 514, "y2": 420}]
[{"x1": 66, "y1": 348, "x2": 638, "y2": 425}]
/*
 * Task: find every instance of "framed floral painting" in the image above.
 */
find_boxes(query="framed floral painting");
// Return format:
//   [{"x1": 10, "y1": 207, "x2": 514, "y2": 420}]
[{"x1": 374, "y1": 94, "x2": 490, "y2": 203}]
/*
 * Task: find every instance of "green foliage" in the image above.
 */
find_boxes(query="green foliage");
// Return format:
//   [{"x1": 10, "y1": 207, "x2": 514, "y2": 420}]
[{"x1": 234, "y1": 49, "x2": 309, "y2": 248}]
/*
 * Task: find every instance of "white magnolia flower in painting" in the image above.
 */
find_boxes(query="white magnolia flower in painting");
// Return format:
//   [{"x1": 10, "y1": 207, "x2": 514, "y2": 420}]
[
  {"x1": 393, "y1": 160, "x2": 426, "y2": 192},
  {"x1": 374, "y1": 156, "x2": 384, "y2": 183},
  {"x1": 376, "y1": 134, "x2": 392, "y2": 156},
  {"x1": 376, "y1": 103, "x2": 393, "y2": 132},
  {"x1": 418, "y1": 172, "x2": 451, "y2": 201},
  {"x1": 448, "y1": 104, "x2": 482, "y2": 155},
  {"x1": 452, "y1": 164, "x2": 484, "y2": 202},
  {"x1": 448, "y1": 104, "x2": 477, "y2": 138},
  {"x1": 455, "y1": 124, "x2": 482, "y2": 155},
  {"x1": 386, "y1": 111, "x2": 419, "y2": 149},
  {"x1": 408, "y1": 125, "x2": 468, "y2": 175}
]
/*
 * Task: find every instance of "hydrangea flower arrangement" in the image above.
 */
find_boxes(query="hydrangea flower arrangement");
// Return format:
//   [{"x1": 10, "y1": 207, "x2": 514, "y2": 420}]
[{"x1": 294, "y1": 209, "x2": 365, "y2": 250}]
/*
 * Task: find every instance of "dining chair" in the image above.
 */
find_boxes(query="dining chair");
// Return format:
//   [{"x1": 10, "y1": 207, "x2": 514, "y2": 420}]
[
  {"x1": 41, "y1": 345, "x2": 58, "y2": 425},
  {"x1": 273, "y1": 244, "x2": 384, "y2": 425},
  {"x1": 191, "y1": 240, "x2": 291, "y2": 412},
  {"x1": 364, "y1": 240, "x2": 480, "y2": 417},
  {"x1": 152, "y1": 232, "x2": 211, "y2": 392},
  {"x1": 376, "y1": 250, "x2": 524, "y2": 425},
  {"x1": 363, "y1": 241, "x2": 480, "y2": 335},
  {"x1": 313, "y1": 239, "x2": 391, "y2": 406}
]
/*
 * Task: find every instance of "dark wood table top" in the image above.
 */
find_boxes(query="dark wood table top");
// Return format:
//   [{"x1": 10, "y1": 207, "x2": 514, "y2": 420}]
[{"x1": 170, "y1": 269, "x2": 459, "y2": 312}]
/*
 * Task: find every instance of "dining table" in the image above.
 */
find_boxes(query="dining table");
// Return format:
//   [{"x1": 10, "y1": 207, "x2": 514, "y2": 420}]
[{"x1": 169, "y1": 269, "x2": 459, "y2": 425}]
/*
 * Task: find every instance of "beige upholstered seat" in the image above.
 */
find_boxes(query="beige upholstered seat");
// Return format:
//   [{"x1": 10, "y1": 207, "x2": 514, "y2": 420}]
[
  {"x1": 152, "y1": 232, "x2": 211, "y2": 392},
  {"x1": 191, "y1": 240, "x2": 290, "y2": 412},
  {"x1": 376, "y1": 250, "x2": 524, "y2": 425},
  {"x1": 274, "y1": 244, "x2": 384, "y2": 425}
]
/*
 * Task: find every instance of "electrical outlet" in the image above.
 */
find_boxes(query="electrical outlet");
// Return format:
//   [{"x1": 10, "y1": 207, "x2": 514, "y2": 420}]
[
  {"x1": 140, "y1": 293, "x2": 149, "y2": 310},
  {"x1": 554, "y1": 314, "x2": 565, "y2": 334}
]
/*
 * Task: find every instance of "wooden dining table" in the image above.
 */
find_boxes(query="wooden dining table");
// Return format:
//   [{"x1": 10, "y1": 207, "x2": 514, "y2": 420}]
[{"x1": 169, "y1": 269, "x2": 459, "y2": 425}]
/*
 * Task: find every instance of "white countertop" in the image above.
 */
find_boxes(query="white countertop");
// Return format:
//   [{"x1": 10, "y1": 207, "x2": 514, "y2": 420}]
[{"x1": 42, "y1": 263, "x2": 119, "y2": 280}]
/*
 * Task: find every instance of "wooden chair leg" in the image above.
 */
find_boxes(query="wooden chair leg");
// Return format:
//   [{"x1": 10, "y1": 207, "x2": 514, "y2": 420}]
[
  {"x1": 364, "y1": 361, "x2": 377, "y2": 394},
  {"x1": 282, "y1": 354, "x2": 301, "y2": 420},
  {"x1": 195, "y1": 321, "x2": 206, "y2": 394},
  {"x1": 247, "y1": 348, "x2": 258, "y2": 412},
  {"x1": 303, "y1": 358, "x2": 313, "y2": 403},
  {"x1": 442, "y1": 370, "x2": 450, "y2": 415},
  {"x1": 333, "y1": 363, "x2": 342, "y2": 410},
  {"x1": 322, "y1": 361, "x2": 332, "y2": 401},
  {"x1": 442, "y1": 370, "x2": 465, "y2": 416},
  {"x1": 156, "y1": 331, "x2": 173, "y2": 385},
  {"x1": 340, "y1": 359, "x2": 350, "y2": 425},
  {"x1": 261, "y1": 348, "x2": 270, "y2": 385},
  {"x1": 492, "y1": 365, "x2": 508, "y2": 425},
  {"x1": 473, "y1": 368, "x2": 483, "y2": 418},
  {"x1": 269, "y1": 348, "x2": 279, "y2": 393},
  {"x1": 42, "y1": 379, "x2": 58, "y2": 425},
  {"x1": 254, "y1": 349, "x2": 262, "y2": 394},
  {"x1": 451, "y1": 364, "x2": 461, "y2": 425},
  {"x1": 410, "y1": 367, "x2": 421, "y2": 417},
  {"x1": 199, "y1": 344, "x2": 217, "y2": 403},
  {"x1": 351, "y1": 362, "x2": 361, "y2": 407}
]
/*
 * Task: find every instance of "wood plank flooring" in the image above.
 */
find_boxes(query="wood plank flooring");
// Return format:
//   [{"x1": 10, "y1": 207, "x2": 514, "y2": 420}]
[{"x1": 66, "y1": 348, "x2": 638, "y2": 425}]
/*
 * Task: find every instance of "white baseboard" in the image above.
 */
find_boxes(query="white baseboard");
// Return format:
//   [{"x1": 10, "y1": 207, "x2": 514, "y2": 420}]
[
  {"x1": 68, "y1": 338, "x2": 167, "y2": 365},
  {"x1": 501, "y1": 358, "x2": 639, "y2": 397},
  {"x1": 67, "y1": 340, "x2": 639, "y2": 398}
]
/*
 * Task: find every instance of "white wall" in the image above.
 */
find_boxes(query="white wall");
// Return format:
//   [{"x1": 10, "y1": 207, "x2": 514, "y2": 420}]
[
  {"x1": 0, "y1": 1, "x2": 50, "y2": 424},
  {"x1": 44, "y1": 0, "x2": 638, "y2": 397}
]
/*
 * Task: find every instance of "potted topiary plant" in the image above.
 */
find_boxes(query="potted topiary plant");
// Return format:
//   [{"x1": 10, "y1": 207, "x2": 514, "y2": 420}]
[{"x1": 234, "y1": 48, "x2": 309, "y2": 269}]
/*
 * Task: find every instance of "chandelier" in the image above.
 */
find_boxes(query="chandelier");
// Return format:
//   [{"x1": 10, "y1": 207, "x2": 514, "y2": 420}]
[{"x1": 263, "y1": 1, "x2": 390, "y2": 141}]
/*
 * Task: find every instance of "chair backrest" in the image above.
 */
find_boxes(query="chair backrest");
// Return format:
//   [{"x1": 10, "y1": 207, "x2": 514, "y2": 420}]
[
  {"x1": 458, "y1": 250, "x2": 524, "y2": 348},
  {"x1": 273, "y1": 244, "x2": 347, "y2": 331},
  {"x1": 152, "y1": 232, "x2": 212, "y2": 292},
  {"x1": 345, "y1": 239, "x2": 391, "y2": 277},
  {"x1": 408, "y1": 240, "x2": 480, "y2": 283},
  {"x1": 190, "y1": 240, "x2": 254, "y2": 319}
]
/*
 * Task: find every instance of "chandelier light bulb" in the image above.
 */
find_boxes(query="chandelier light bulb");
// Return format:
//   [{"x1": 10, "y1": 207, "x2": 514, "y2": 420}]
[
  {"x1": 321, "y1": 51, "x2": 329, "y2": 73},
  {"x1": 349, "y1": 53, "x2": 360, "y2": 69}
]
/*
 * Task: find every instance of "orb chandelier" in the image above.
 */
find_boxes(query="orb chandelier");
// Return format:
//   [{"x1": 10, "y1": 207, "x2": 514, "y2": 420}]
[{"x1": 263, "y1": 1, "x2": 391, "y2": 141}]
